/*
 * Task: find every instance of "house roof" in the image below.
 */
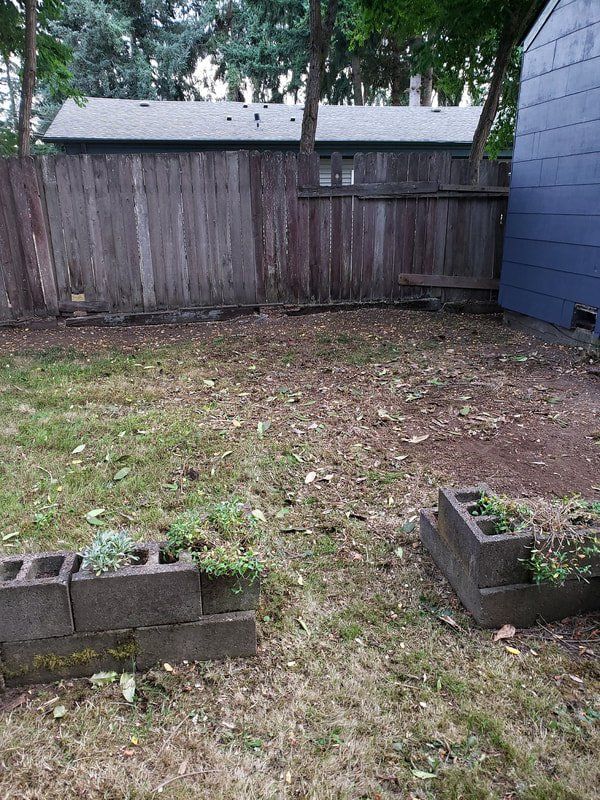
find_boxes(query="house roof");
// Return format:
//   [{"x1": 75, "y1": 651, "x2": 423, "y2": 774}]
[{"x1": 44, "y1": 97, "x2": 483, "y2": 145}]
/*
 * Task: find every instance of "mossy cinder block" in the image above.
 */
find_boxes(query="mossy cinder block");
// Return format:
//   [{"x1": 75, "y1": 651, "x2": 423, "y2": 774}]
[
  {"x1": 135, "y1": 611, "x2": 257, "y2": 670},
  {"x1": 200, "y1": 573, "x2": 260, "y2": 615},
  {"x1": 70, "y1": 543, "x2": 202, "y2": 632},
  {"x1": 1, "y1": 629, "x2": 136, "y2": 686},
  {"x1": 420, "y1": 509, "x2": 600, "y2": 628},
  {"x1": 0, "y1": 552, "x2": 77, "y2": 642}
]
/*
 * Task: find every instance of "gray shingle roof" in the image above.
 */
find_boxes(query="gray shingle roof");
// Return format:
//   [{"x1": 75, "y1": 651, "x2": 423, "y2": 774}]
[{"x1": 44, "y1": 97, "x2": 483, "y2": 144}]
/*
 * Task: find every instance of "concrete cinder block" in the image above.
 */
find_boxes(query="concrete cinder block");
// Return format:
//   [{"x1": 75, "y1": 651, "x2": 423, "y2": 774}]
[
  {"x1": 1, "y1": 629, "x2": 136, "y2": 686},
  {"x1": 0, "y1": 552, "x2": 77, "y2": 642},
  {"x1": 437, "y1": 486, "x2": 535, "y2": 587},
  {"x1": 421, "y1": 509, "x2": 600, "y2": 628},
  {"x1": 135, "y1": 611, "x2": 257, "y2": 670},
  {"x1": 200, "y1": 573, "x2": 260, "y2": 615},
  {"x1": 70, "y1": 543, "x2": 203, "y2": 633}
]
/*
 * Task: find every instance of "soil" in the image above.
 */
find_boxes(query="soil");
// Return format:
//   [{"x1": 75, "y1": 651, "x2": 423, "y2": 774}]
[{"x1": 1, "y1": 308, "x2": 597, "y2": 499}]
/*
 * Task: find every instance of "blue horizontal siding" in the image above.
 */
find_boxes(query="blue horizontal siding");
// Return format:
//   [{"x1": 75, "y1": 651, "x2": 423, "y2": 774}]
[
  {"x1": 510, "y1": 151, "x2": 600, "y2": 188},
  {"x1": 508, "y1": 183, "x2": 600, "y2": 215},
  {"x1": 519, "y1": 53, "x2": 600, "y2": 108},
  {"x1": 517, "y1": 86, "x2": 600, "y2": 135},
  {"x1": 499, "y1": 285, "x2": 575, "y2": 328},
  {"x1": 502, "y1": 262, "x2": 600, "y2": 303},
  {"x1": 503, "y1": 237, "x2": 600, "y2": 276},
  {"x1": 504, "y1": 213, "x2": 600, "y2": 247},
  {"x1": 497, "y1": 0, "x2": 599, "y2": 336},
  {"x1": 514, "y1": 115, "x2": 600, "y2": 163}
]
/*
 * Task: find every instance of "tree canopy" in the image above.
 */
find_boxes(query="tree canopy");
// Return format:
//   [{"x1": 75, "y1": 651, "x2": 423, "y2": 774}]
[{"x1": 0, "y1": 0, "x2": 542, "y2": 159}]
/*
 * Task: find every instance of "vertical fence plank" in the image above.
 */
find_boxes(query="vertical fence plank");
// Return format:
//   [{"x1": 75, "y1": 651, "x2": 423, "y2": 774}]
[
  {"x1": 190, "y1": 153, "x2": 214, "y2": 305},
  {"x1": 212, "y1": 151, "x2": 234, "y2": 305},
  {"x1": 296, "y1": 154, "x2": 315, "y2": 303},
  {"x1": 249, "y1": 151, "x2": 265, "y2": 304},
  {"x1": 7, "y1": 158, "x2": 46, "y2": 312},
  {"x1": 21, "y1": 158, "x2": 59, "y2": 314},
  {"x1": 330, "y1": 152, "x2": 343, "y2": 302},
  {"x1": 80, "y1": 155, "x2": 109, "y2": 306},
  {"x1": 283, "y1": 152, "x2": 300, "y2": 304},
  {"x1": 131, "y1": 154, "x2": 157, "y2": 310},
  {"x1": 38, "y1": 156, "x2": 69, "y2": 308},
  {"x1": 350, "y1": 153, "x2": 366, "y2": 301},
  {"x1": 226, "y1": 151, "x2": 246, "y2": 304},
  {"x1": 0, "y1": 159, "x2": 28, "y2": 317}
]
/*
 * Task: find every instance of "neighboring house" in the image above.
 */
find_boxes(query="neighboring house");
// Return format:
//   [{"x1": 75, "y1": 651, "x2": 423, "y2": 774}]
[
  {"x1": 499, "y1": 0, "x2": 600, "y2": 342},
  {"x1": 43, "y1": 98, "x2": 488, "y2": 185}
]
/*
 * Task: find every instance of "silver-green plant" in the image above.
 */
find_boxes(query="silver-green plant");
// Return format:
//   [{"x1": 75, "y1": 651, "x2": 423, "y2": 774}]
[{"x1": 80, "y1": 530, "x2": 139, "y2": 576}]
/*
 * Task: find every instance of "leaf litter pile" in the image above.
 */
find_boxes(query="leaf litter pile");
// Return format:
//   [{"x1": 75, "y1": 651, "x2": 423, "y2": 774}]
[{"x1": 0, "y1": 308, "x2": 598, "y2": 800}]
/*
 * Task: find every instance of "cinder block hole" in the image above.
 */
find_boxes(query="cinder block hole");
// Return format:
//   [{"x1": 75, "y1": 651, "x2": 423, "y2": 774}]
[
  {"x1": 455, "y1": 490, "x2": 481, "y2": 504},
  {"x1": 1, "y1": 559, "x2": 23, "y2": 581},
  {"x1": 572, "y1": 303, "x2": 597, "y2": 331},
  {"x1": 27, "y1": 554, "x2": 64, "y2": 580},
  {"x1": 476, "y1": 518, "x2": 502, "y2": 536},
  {"x1": 132, "y1": 548, "x2": 149, "y2": 566},
  {"x1": 159, "y1": 549, "x2": 178, "y2": 564}
]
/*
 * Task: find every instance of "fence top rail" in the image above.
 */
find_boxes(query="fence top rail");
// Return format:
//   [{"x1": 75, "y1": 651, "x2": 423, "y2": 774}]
[{"x1": 298, "y1": 182, "x2": 510, "y2": 198}]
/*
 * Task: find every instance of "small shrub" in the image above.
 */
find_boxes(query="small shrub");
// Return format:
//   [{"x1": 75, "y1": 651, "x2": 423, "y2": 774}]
[
  {"x1": 470, "y1": 493, "x2": 529, "y2": 534},
  {"x1": 165, "y1": 500, "x2": 263, "y2": 587},
  {"x1": 80, "y1": 530, "x2": 139, "y2": 576}
]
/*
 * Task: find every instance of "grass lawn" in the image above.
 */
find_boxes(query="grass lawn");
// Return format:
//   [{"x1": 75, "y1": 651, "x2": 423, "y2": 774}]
[{"x1": 0, "y1": 308, "x2": 598, "y2": 800}]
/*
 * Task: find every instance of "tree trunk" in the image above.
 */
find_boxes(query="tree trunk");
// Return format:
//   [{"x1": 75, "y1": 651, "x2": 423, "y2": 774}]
[
  {"x1": 468, "y1": 1, "x2": 544, "y2": 183},
  {"x1": 18, "y1": 0, "x2": 38, "y2": 156},
  {"x1": 300, "y1": 0, "x2": 338, "y2": 154},
  {"x1": 421, "y1": 67, "x2": 433, "y2": 106},
  {"x1": 351, "y1": 53, "x2": 363, "y2": 105},
  {"x1": 408, "y1": 74, "x2": 421, "y2": 107}
]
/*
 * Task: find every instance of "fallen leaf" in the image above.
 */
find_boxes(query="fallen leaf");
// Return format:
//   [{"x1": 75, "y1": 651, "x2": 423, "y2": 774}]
[
  {"x1": 297, "y1": 617, "x2": 310, "y2": 634},
  {"x1": 304, "y1": 471, "x2": 317, "y2": 484},
  {"x1": 203, "y1": 379, "x2": 215, "y2": 387},
  {"x1": 113, "y1": 467, "x2": 131, "y2": 482},
  {"x1": 53, "y1": 705, "x2": 67, "y2": 719},
  {"x1": 438, "y1": 614, "x2": 460, "y2": 630},
  {"x1": 163, "y1": 662, "x2": 174, "y2": 673},
  {"x1": 85, "y1": 508, "x2": 106, "y2": 526},
  {"x1": 505, "y1": 646, "x2": 520, "y2": 655},
  {"x1": 257, "y1": 421, "x2": 271, "y2": 435},
  {"x1": 120, "y1": 672, "x2": 136, "y2": 703},
  {"x1": 71, "y1": 444, "x2": 86, "y2": 454},
  {"x1": 90, "y1": 671, "x2": 118, "y2": 687},
  {"x1": 412, "y1": 769, "x2": 436, "y2": 779},
  {"x1": 493, "y1": 624, "x2": 516, "y2": 642},
  {"x1": 406, "y1": 434, "x2": 430, "y2": 444},
  {"x1": 251, "y1": 509, "x2": 266, "y2": 523}
]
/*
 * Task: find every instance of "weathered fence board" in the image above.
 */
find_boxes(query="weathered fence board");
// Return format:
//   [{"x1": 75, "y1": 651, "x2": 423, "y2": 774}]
[{"x1": 0, "y1": 151, "x2": 510, "y2": 323}]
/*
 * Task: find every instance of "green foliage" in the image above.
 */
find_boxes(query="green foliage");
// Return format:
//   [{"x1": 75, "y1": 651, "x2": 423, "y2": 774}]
[
  {"x1": 80, "y1": 529, "x2": 139, "y2": 575},
  {"x1": 165, "y1": 499, "x2": 263, "y2": 585},
  {"x1": 471, "y1": 492, "x2": 600, "y2": 586},
  {"x1": 196, "y1": 542, "x2": 263, "y2": 587},
  {"x1": 470, "y1": 493, "x2": 528, "y2": 534}
]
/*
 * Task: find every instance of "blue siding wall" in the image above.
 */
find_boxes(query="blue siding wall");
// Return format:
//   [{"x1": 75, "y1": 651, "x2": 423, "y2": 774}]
[{"x1": 499, "y1": 0, "x2": 600, "y2": 337}]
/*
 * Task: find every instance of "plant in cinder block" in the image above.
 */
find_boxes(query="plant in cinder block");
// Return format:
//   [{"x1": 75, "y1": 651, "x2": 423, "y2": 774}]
[
  {"x1": 421, "y1": 484, "x2": 600, "y2": 628},
  {"x1": 469, "y1": 491, "x2": 600, "y2": 585},
  {"x1": 70, "y1": 530, "x2": 203, "y2": 632},
  {"x1": 164, "y1": 499, "x2": 263, "y2": 614},
  {"x1": 80, "y1": 530, "x2": 139, "y2": 576}
]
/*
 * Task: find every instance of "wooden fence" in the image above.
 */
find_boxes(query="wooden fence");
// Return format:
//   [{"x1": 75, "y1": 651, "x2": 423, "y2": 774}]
[{"x1": 0, "y1": 150, "x2": 510, "y2": 323}]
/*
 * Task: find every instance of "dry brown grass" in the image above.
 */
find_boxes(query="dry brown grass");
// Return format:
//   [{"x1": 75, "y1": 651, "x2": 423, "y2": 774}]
[{"x1": 0, "y1": 309, "x2": 598, "y2": 800}]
